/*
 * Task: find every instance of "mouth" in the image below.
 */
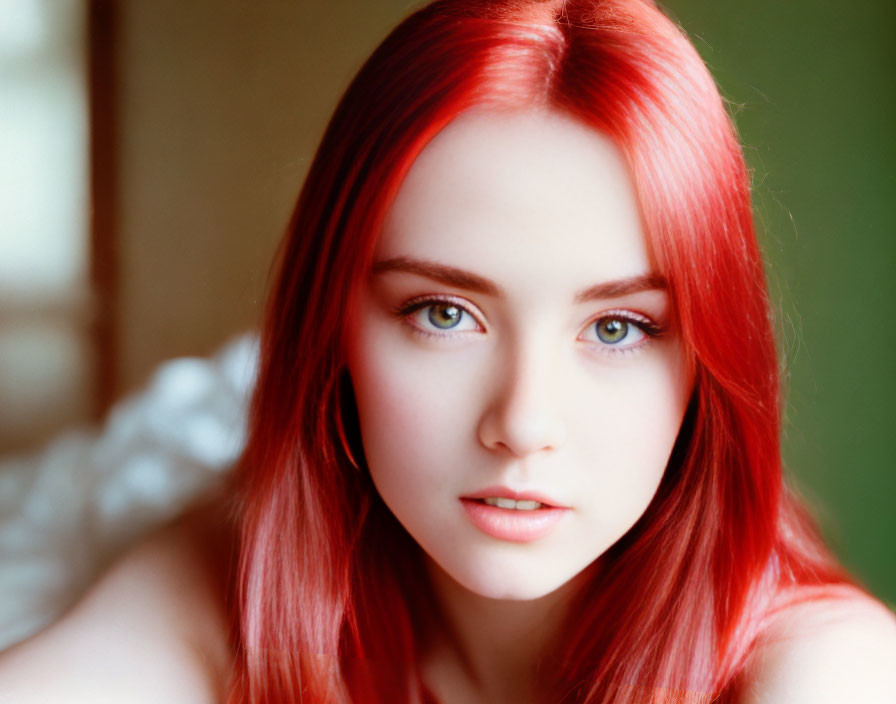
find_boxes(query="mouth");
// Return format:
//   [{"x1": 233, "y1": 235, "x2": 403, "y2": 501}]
[
  {"x1": 459, "y1": 490, "x2": 570, "y2": 542},
  {"x1": 476, "y1": 497, "x2": 546, "y2": 510},
  {"x1": 460, "y1": 485, "x2": 568, "y2": 510}
]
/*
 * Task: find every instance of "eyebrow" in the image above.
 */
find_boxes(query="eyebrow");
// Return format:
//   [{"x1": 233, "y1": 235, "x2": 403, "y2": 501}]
[{"x1": 371, "y1": 256, "x2": 667, "y2": 303}]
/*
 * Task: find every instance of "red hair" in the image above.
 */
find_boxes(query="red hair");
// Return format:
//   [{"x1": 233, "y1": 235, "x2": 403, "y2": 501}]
[{"x1": 227, "y1": 1, "x2": 853, "y2": 701}]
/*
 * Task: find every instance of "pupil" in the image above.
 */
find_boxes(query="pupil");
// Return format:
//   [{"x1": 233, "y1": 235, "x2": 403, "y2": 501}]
[
  {"x1": 429, "y1": 305, "x2": 461, "y2": 329},
  {"x1": 597, "y1": 318, "x2": 627, "y2": 343}
]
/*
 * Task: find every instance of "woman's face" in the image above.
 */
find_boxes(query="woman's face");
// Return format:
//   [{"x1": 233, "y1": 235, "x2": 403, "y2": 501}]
[{"x1": 345, "y1": 109, "x2": 692, "y2": 600}]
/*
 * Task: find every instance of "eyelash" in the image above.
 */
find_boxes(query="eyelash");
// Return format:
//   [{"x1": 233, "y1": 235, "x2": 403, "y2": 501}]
[
  {"x1": 393, "y1": 295, "x2": 665, "y2": 356},
  {"x1": 394, "y1": 295, "x2": 483, "y2": 341}
]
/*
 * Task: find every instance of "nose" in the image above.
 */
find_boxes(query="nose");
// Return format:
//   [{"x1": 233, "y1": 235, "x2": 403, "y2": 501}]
[{"x1": 477, "y1": 341, "x2": 568, "y2": 457}]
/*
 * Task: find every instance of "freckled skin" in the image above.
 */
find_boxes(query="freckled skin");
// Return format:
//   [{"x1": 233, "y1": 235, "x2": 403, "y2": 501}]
[{"x1": 346, "y1": 108, "x2": 693, "y2": 601}]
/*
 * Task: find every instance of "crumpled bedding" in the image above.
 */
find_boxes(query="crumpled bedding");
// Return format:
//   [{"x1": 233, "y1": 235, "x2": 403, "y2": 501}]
[{"x1": 0, "y1": 333, "x2": 258, "y2": 650}]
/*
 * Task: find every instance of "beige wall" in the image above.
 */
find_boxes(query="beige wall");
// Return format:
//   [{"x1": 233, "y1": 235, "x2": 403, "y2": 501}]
[{"x1": 113, "y1": 1, "x2": 415, "y2": 394}]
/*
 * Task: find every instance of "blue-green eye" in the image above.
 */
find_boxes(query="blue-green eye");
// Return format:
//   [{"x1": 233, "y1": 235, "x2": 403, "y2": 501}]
[
  {"x1": 427, "y1": 303, "x2": 463, "y2": 329},
  {"x1": 595, "y1": 317, "x2": 631, "y2": 344},
  {"x1": 398, "y1": 297, "x2": 482, "y2": 336},
  {"x1": 581, "y1": 312, "x2": 659, "y2": 351}
]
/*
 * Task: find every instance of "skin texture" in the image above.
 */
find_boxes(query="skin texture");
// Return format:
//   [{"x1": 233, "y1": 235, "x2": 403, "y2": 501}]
[
  {"x1": 345, "y1": 108, "x2": 693, "y2": 701},
  {"x1": 346, "y1": 108, "x2": 692, "y2": 602},
  {"x1": 0, "y1": 506, "x2": 232, "y2": 703},
  {"x1": 740, "y1": 595, "x2": 896, "y2": 703}
]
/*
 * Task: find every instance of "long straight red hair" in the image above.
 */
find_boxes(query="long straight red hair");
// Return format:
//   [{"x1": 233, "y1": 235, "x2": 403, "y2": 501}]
[{"x1": 227, "y1": 1, "x2": 853, "y2": 701}]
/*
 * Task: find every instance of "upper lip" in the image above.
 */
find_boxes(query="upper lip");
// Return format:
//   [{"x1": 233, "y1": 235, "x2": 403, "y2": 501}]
[{"x1": 461, "y1": 485, "x2": 569, "y2": 509}]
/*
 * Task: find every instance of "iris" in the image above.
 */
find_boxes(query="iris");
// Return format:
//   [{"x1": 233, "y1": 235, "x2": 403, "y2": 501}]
[
  {"x1": 596, "y1": 317, "x2": 628, "y2": 344},
  {"x1": 428, "y1": 304, "x2": 462, "y2": 329}
]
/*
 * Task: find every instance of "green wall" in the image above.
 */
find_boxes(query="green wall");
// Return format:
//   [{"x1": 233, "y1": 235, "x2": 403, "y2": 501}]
[
  {"x1": 302, "y1": 0, "x2": 895, "y2": 605},
  {"x1": 664, "y1": 0, "x2": 896, "y2": 605}
]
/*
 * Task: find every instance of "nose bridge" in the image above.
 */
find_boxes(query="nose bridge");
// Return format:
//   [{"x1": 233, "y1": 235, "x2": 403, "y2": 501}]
[{"x1": 478, "y1": 326, "x2": 567, "y2": 457}]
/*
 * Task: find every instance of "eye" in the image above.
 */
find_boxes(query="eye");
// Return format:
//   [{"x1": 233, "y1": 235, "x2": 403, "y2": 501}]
[
  {"x1": 579, "y1": 311, "x2": 660, "y2": 352},
  {"x1": 595, "y1": 317, "x2": 642, "y2": 345},
  {"x1": 397, "y1": 296, "x2": 483, "y2": 337}
]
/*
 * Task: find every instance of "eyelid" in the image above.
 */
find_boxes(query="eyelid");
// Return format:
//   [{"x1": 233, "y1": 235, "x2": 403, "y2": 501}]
[
  {"x1": 577, "y1": 308, "x2": 664, "y2": 353},
  {"x1": 394, "y1": 294, "x2": 486, "y2": 336},
  {"x1": 393, "y1": 297, "x2": 664, "y2": 350},
  {"x1": 580, "y1": 308, "x2": 661, "y2": 334}
]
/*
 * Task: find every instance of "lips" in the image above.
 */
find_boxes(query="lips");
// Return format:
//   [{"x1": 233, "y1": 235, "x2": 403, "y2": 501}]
[
  {"x1": 459, "y1": 485, "x2": 570, "y2": 542},
  {"x1": 460, "y1": 485, "x2": 568, "y2": 509}
]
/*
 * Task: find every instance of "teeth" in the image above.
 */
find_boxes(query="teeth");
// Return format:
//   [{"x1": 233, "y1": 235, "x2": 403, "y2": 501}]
[{"x1": 483, "y1": 497, "x2": 543, "y2": 510}]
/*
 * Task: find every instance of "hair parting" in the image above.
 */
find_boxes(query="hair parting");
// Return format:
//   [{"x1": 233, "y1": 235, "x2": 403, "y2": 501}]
[{"x1": 227, "y1": 1, "x2": 855, "y2": 702}]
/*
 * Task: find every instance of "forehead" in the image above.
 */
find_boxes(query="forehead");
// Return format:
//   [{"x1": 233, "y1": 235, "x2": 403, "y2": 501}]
[{"x1": 377, "y1": 109, "x2": 653, "y2": 296}]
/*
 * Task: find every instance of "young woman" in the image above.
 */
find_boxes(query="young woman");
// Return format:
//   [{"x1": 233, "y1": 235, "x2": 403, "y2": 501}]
[{"x1": 0, "y1": 0, "x2": 894, "y2": 702}]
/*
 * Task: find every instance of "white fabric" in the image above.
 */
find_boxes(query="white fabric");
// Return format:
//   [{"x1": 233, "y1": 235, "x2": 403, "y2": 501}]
[{"x1": 0, "y1": 333, "x2": 258, "y2": 650}]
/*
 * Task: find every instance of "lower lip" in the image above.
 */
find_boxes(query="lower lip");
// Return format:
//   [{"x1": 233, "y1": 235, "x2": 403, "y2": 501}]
[{"x1": 460, "y1": 499, "x2": 569, "y2": 542}]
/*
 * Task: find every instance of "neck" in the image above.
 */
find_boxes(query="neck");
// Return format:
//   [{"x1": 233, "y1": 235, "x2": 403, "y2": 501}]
[{"x1": 421, "y1": 558, "x2": 593, "y2": 704}]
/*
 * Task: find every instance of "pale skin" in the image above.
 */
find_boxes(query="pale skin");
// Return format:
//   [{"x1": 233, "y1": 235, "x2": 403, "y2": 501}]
[
  {"x1": 1, "y1": 110, "x2": 895, "y2": 703},
  {"x1": 347, "y1": 109, "x2": 690, "y2": 703}
]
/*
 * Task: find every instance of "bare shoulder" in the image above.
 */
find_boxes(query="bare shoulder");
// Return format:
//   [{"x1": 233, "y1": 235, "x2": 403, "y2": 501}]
[
  {"x1": 0, "y1": 502, "x2": 234, "y2": 703},
  {"x1": 739, "y1": 589, "x2": 896, "y2": 703}
]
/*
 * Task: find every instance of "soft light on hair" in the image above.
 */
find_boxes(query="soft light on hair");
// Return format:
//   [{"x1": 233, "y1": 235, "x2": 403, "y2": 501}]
[{"x1": 227, "y1": 1, "x2": 853, "y2": 702}]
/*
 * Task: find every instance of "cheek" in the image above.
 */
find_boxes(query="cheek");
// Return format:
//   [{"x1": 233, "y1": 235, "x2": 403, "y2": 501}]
[
  {"x1": 346, "y1": 322, "x2": 477, "y2": 503},
  {"x1": 347, "y1": 305, "x2": 693, "y2": 571},
  {"x1": 569, "y1": 347, "x2": 690, "y2": 527}
]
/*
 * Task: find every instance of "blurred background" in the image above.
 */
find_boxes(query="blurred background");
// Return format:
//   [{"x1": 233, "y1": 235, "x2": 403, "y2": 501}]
[{"x1": 1, "y1": 0, "x2": 893, "y2": 605}]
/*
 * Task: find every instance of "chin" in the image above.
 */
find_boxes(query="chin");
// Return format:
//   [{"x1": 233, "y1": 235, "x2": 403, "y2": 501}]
[
  {"x1": 433, "y1": 554, "x2": 592, "y2": 602},
  {"x1": 480, "y1": 582, "x2": 566, "y2": 602}
]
